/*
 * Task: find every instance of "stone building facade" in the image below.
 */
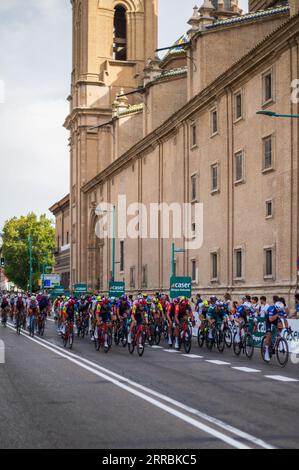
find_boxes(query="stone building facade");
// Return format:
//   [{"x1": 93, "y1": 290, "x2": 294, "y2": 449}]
[
  {"x1": 53, "y1": 0, "x2": 299, "y2": 304},
  {"x1": 49, "y1": 195, "x2": 71, "y2": 289}
]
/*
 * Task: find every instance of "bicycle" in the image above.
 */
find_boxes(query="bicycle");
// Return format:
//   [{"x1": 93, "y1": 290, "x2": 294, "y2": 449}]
[
  {"x1": 27, "y1": 314, "x2": 36, "y2": 337},
  {"x1": 77, "y1": 313, "x2": 89, "y2": 339},
  {"x1": 177, "y1": 319, "x2": 193, "y2": 354},
  {"x1": 128, "y1": 323, "x2": 146, "y2": 356},
  {"x1": 114, "y1": 317, "x2": 129, "y2": 347},
  {"x1": 205, "y1": 322, "x2": 225, "y2": 353},
  {"x1": 15, "y1": 310, "x2": 23, "y2": 335},
  {"x1": 1, "y1": 308, "x2": 8, "y2": 327},
  {"x1": 62, "y1": 321, "x2": 74, "y2": 349},
  {"x1": 37, "y1": 312, "x2": 46, "y2": 336},
  {"x1": 261, "y1": 326, "x2": 289, "y2": 367},
  {"x1": 233, "y1": 326, "x2": 254, "y2": 359},
  {"x1": 94, "y1": 322, "x2": 112, "y2": 353},
  {"x1": 197, "y1": 319, "x2": 209, "y2": 348}
]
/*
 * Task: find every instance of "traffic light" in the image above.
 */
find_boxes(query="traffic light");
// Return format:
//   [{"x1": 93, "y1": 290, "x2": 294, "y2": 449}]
[{"x1": 0, "y1": 258, "x2": 4, "y2": 267}]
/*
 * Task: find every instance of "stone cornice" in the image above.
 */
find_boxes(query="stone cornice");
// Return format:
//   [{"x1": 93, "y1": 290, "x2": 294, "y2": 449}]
[
  {"x1": 49, "y1": 194, "x2": 70, "y2": 215},
  {"x1": 64, "y1": 107, "x2": 113, "y2": 129},
  {"x1": 82, "y1": 13, "x2": 299, "y2": 195}
]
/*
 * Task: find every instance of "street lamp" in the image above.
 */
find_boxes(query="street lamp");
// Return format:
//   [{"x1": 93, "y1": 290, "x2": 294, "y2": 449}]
[
  {"x1": 256, "y1": 110, "x2": 299, "y2": 118},
  {"x1": 171, "y1": 241, "x2": 186, "y2": 278}
]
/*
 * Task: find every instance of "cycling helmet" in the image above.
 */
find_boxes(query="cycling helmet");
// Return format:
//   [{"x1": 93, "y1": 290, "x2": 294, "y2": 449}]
[{"x1": 120, "y1": 294, "x2": 128, "y2": 302}]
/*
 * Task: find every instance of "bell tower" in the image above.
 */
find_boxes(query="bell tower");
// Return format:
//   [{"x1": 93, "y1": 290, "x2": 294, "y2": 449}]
[{"x1": 66, "y1": 0, "x2": 158, "y2": 284}]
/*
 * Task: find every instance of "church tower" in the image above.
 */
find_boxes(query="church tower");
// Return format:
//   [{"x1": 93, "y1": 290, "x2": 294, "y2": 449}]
[{"x1": 65, "y1": 0, "x2": 158, "y2": 284}]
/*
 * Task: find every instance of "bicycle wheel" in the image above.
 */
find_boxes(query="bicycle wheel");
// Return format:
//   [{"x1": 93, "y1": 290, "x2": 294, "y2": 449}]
[
  {"x1": 216, "y1": 328, "x2": 225, "y2": 353},
  {"x1": 137, "y1": 332, "x2": 146, "y2": 357},
  {"x1": 183, "y1": 330, "x2": 192, "y2": 354},
  {"x1": 233, "y1": 333, "x2": 242, "y2": 356},
  {"x1": 197, "y1": 327, "x2": 204, "y2": 348},
  {"x1": 224, "y1": 328, "x2": 233, "y2": 348},
  {"x1": 69, "y1": 333, "x2": 74, "y2": 349},
  {"x1": 276, "y1": 337, "x2": 289, "y2": 367},
  {"x1": 63, "y1": 335, "x2": 68, "y2": 348},
  {"x1": 245, "y1": 333, "x2": 254, "y2": 359},
  {"x1": 104, "y1": 329, "x2": 112, "y2": 353},
  {"x1": 40, "y1": 320, "x2": 45, "y2": 337},
  {"x1": 154, "y1": 325, "x2": 161, "y2": 345},
  {"x1": 147, "y1": 325, "x2": 155, "y2": 346},
  {"x1": 206, "y1": 329, "x2": 214, "y2": 351}
]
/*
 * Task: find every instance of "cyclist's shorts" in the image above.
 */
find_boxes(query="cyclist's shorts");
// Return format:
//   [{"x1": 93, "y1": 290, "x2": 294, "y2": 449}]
[
  {"x1": 133, "y1": 312, "x2": 143, "y2": 325},
  {"x1": 100, "y1": 313, "x2": 111, "y2": 324}
]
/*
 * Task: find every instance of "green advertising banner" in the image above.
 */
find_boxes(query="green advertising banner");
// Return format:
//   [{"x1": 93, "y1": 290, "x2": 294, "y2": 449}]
[
  {"x1": 109, "y1": 281, "x2": 125, "y2": 298},
  {"x1": 170, "y1": 276, "x2": 192, "y2": 299},
  {"x1": 248, "y1": 317, "x2": 278, "y2": 348},
  {"x1": 51, "y1": 286, "x2": 66, "y2": 299},
  {"x1": 74, "y1": 283, "x2": 87, "y2": 296}
]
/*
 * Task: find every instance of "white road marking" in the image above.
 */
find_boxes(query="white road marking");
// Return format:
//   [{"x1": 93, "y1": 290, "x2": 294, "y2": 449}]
[
  {"x1": 6, "y1": 326, "x2": 249, "y2": 449},
  {"x1": 264, "y1": 375, "x2": 298, "y2": 383},
  {"x1": 0, "y1": 340, "x2": 5, "y2": 363},
  {"x1": 182, "y1": 354, "x2": 203, "y2": 359},
  {"x1": 205, "y1": 360, "x2": 231, "y2": 366},
  {"x1": 6, "y1": 323, "x2": 276, "y2": 449},
  {"x1": 232, "y1": 367, "x2": 261, "y2": 373},
  {"x1": 150, "y1": 346, "x2": 163, "y2": 349},
  {"x1": 163, "y1": 349, "x2": 179, "y2": 353}
]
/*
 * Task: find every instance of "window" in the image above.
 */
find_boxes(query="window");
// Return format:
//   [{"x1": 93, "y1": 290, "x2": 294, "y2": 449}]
[
  {"x1": 211, "y1": 164, "x2": 219, "y2": 192},
  {"x1": 192, "y1": 223, "x2": 196, "y2": 237},
  {"x1": 266, "y1": 200, "x2": 273, "y2": 218},
  {"x1": 235, "y1": 151, "x2": 244, "y2": 183},
  {"x1": 130, "y1": 266, "x2": 135, "y2": 288},
  {"x1": 234, "y1": 92, "x2": 242, "y2": 121},
  {"x1": 113, "y1": 6, "x2": 127, "y2": 61},
  {"x1": 265, "y1": 249, "x2": 273, "y2": 277},
  {"x1": 66, "y1": 232, "x2": 69, "y2": 244},
  {"x1": 191, "y1": 123, "x2": 197, "y2": 147},
  {"x1": 263, "y1": 70, "x2": 273, "y2": 103},
  {"x1": 211, "y1": 253, "x2": 218, "y2": 280},
  {"x1": 235, "y1": 249, "x2": 243, "y2": 279},
  {"x1": 263, "y1": 135, "x2": 273, "y2": 171},
  {"x1": 120, "y1": 241, "x2": 124, "y2": 272},
  {"x1": 142, "y1": 265, "x2": 148, "y2": 288},
  {"x1": 191, "y1": 174, "x2": 198, "y2": 201},
  {"x1": 211, "y1": 109, "x2": 218, "y2": 135},
  {"x1": 191, "y1": 260, "x2": 197, "y2": 283}
]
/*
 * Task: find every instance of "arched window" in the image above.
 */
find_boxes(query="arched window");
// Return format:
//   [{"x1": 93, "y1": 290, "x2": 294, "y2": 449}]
[{"x1": 113, "y1": 5, "x2": 127, "y2": 61}]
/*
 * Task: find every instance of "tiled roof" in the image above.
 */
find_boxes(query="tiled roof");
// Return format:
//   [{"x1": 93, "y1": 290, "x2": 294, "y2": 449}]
[
  {"x1": 206, "y1": 5, "x2": 290, "y2": 29},
  {"x1": 119, "y1": 103, "x2": 144, "y2": 117},
  {"x1": 154, "y1": 67, "x2": 188, "y2": 82},
  {"x1": 163, "y1": 33, "x2": 189, "y2": 59}
]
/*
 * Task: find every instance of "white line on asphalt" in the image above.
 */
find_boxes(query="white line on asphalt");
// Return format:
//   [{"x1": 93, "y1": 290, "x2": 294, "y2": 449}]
[
  {"x1": 232, "y1": 367, "x2": 261, "y2": 373},
  {"x1": 6, "y1": 326, "x2": 250, "y2": 449},
  {"x1": 163, "y1": 349, "x2": 179, "y2": 353},
  {"x1": 205, "y1": 360, "x2": 231, "y2": 366},
  {"x1": 150, "y1": 346, "x2": 163, "y2": 349},
  {"x1": 182, "y1": 354, "x2": 203, "y2": 359},
  {"x1": 264, "y1": 375, "x2": 299, "y2": 383},
  {"x1": 6, "y1": 323, "x2": 276, "y2": 449}
]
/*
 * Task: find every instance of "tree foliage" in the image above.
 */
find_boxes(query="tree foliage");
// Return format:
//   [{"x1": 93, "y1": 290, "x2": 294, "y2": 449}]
[{"x1": 2, "y1": 213, "x2": 55, "y2": 291}]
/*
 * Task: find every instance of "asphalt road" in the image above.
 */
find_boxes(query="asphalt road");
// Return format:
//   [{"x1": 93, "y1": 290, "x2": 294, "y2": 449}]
[{"x1": 0, "y1": 319, "x2": 299, "y2": 450}]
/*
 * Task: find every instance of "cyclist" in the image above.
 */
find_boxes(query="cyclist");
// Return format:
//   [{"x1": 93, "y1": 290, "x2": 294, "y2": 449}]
[
  {"x1": 166, "y1": 298, "x2": 179, "y2": 347},
  {"x1": 264, "y1": 298, "x2": 289, "y2": 362},
  {"x1": 77, "y1": 295, "x2": 89, "y2": 333},
  {"x1": 95, "y1": 296, "x2": 112, "y2": 349},
  {"x1": 234, "y1": 303, "x2": 249, "y2": 343},
  {"x1": 174, "y1": 297, "x2": 194, "y2": 350},
  {"x1": 128, "y1": 298, "x2": 148, "y2": 345},
  {"x1": 15, "y1": 293, "x2": 26, "y2": 330},
  {"x1": 1, "y1": 295, "x2": 9, "y2": 325},
  {"x1": 27, "y1": 296, "x2": 39, "y2": 336}
]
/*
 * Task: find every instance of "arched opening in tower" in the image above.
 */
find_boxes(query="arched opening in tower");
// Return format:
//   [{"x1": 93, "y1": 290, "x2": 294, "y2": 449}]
[{"x1": 113, "y1": 5, "x2": 127, "y2": 61}]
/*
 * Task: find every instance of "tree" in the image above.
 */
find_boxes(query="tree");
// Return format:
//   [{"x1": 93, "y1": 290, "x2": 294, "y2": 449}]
[{"x1": 2, "y1": 213, "x2": 55, "y2": 291}]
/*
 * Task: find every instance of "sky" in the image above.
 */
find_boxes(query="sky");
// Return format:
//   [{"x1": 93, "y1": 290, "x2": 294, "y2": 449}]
[{"x1": 0, "y1": 0, "x2": 248, "y2": 230}]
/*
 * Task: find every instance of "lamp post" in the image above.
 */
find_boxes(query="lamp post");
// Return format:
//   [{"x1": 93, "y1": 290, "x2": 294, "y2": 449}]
[
  {"x1": 256, "y1": 110, "x2": 299, "y2": 118},
  {"x1": 171, "y1": 241, "x2": 186, "y2": 278}
]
